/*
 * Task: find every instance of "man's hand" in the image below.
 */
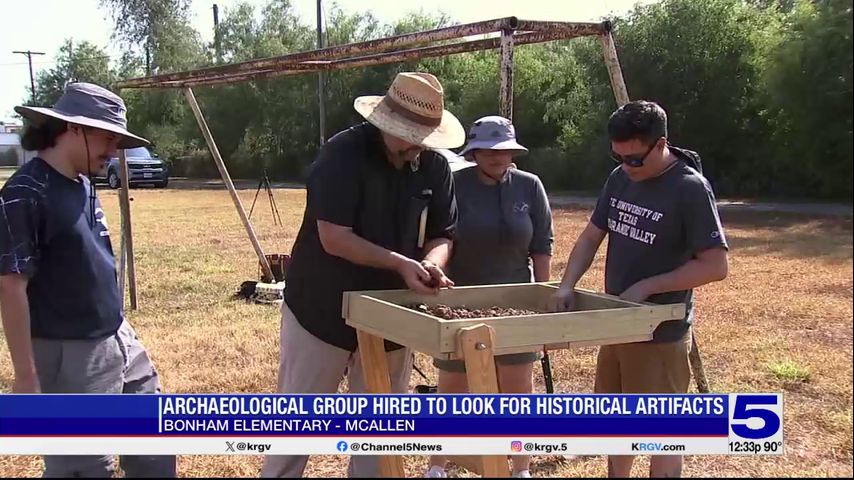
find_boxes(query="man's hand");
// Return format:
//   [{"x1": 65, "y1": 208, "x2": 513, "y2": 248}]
[
  {"x1": 396, "y1": 258, "x2": 437, "y2": 295},
  {"x1": 619, "y1": 281, "x2": 652, "y2": 304},
  {"x1": 549, "y1": 287, "x2": 576, "y2": 312},
  {"x1": 1, "y1": 273, "x2": 39, "y2": 395},
  {"x1": 13, "y1": 374, "x2": 41, "y2": 394},
  {"x1": 421, "y1": 260, "x2": 454, "y2": 289}
]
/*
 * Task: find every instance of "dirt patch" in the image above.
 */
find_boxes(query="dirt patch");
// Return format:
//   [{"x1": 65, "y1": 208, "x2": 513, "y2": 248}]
[{"x1": 407, "y1": 303, "x2": 541, "y2": 319}]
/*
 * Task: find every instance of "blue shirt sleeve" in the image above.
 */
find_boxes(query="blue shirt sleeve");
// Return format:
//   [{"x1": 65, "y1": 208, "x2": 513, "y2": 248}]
[{"x1": 0, "y1": 189, "x2": 42, "y2": 278}]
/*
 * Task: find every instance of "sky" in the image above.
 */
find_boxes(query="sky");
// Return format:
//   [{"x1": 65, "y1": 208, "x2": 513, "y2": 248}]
[{"x1": 0, "y1": 0, "x2": 656, "y2": 121}]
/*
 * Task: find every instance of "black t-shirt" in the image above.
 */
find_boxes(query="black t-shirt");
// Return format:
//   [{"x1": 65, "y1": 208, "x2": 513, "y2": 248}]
[
  {"x1": 591, "y1": 155, "x2": 728, "y2": 342},
  {"x1": 0, "y1": 158, "x2": 123, "y2": 339},
  {"x1": 284, "y1": 122, "x2": 458, "y2": 352}
]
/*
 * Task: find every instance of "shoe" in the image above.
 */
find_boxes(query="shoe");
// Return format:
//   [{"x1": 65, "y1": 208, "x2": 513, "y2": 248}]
[
  {"x1": 424, "y1": 466, "x2": 448, "y2": 478},
  {"x1": 512, "y1": 470, "x2": 532, "y2": 478}
]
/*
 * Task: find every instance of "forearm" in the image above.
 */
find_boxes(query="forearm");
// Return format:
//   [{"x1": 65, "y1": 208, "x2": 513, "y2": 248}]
[
  {"x1": 325, "y1": 229, "x2": 407, "y2": 272},
  {"x1": 557, "y1": 237, "x2": 599, "y2": 291},
  {"x1": 422, "y1": 238, "x2": 452, "y2": 268},
  {"x1": 0, "y1": 289, "x2": 37, "y2": 382},
  {"x1": 637, "y1": 256, "x2": 727, "y2": 296},
  {"x1": 532, "y1": 254, "x2": 551, "y2": 282}
]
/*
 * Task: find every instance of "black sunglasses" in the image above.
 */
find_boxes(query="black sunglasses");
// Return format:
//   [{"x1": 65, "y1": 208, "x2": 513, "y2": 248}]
[{"x1": 611, "y1": 141, "x2": 658, "y2": 168}]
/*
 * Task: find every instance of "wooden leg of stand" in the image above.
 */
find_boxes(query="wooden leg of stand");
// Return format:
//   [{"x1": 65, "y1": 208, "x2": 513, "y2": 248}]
[
  {"x1": 457, "y1": 324, "x2": 510, "y2": 478},
  {"x1": 356, "y1": 329, "x2": 405, "y2": 478}
]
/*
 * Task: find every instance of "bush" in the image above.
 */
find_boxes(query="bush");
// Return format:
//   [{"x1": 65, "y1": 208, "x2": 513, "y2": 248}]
[{"x1": 171, "y1": 149, "x2": 219, "y2": 179}]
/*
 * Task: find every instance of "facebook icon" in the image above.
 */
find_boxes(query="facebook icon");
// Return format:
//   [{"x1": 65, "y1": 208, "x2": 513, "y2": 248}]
[{"x1": 337, "y1": 441, "x2": 348, "y2": 452}]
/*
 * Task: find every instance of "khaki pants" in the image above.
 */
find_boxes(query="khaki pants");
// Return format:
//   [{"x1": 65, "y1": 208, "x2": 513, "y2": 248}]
[
  {"x1": 594, "y1": 329, "x2": 692, "y2": 394},
  {"x1": 261, "y1": 302, "x2": 413, "y2": 478}
]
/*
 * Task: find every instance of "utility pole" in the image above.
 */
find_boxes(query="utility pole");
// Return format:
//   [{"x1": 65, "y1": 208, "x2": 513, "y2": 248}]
[
  {"x1": 213, "y1": 4, "x2": 222, "y2": 63},
  {"x1": 13, "y1": 50, "x2": 45, "y2": 104},
  {"x1": 317, "y1": 0, "x2": 326, "y2": 145},
  {"x1": 145, "y1": 40, "x2": 151, "y2": 75}
]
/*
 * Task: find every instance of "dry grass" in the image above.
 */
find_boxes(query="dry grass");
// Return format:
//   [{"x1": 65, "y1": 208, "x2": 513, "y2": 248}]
[{"x1": 1, "y1": 184, "x2": 852, "y2": 478}]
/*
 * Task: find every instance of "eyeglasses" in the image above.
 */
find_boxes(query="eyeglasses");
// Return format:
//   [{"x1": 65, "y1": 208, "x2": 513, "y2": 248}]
[{"x1": 610, "y1": 141, "x2": 658, "y2": 168}]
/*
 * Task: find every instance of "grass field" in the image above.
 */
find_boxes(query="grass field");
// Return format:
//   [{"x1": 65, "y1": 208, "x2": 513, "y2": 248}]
[
  {"x1": 1, "y1": 184, "x2": 852, "y2": 477},
  {"x1": 0, "y1": 167, "x2": 16, "y2": 182}
]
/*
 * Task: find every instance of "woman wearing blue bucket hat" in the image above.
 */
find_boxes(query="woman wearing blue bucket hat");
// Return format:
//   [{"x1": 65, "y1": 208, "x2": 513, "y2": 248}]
[{"x1": 425, "y1": 116, "x2": 554, "y2": 478}]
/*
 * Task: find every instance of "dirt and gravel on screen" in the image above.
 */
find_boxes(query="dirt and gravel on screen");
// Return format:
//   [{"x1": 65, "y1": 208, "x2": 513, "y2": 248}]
[{"x1": 406, "y1": 303, "x2": 542, "y2": 319}]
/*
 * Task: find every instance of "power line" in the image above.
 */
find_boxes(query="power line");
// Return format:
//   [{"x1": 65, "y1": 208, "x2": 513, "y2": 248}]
[{"x1": 0, "y1": 55, "x2": 114, "y2": 67}]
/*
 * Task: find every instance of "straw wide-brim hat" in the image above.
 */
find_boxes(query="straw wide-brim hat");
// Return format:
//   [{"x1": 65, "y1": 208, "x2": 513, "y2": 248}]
[
  {"x1": 15, "y1": 82, "x2": 148, "y2": 149},
  {"x1": 354, "y1": 72, "x2": 465, "y2": 149}
]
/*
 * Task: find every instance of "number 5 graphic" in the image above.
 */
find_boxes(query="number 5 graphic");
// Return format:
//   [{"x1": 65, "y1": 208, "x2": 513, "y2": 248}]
[{"x1": 731, "y1": 395, "x2": 781, "y2": 439}]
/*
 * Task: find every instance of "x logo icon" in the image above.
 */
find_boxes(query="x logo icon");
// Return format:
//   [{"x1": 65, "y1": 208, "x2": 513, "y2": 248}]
[{"x1": 225, "y1": 441, "x2": 235, "y2": 452}]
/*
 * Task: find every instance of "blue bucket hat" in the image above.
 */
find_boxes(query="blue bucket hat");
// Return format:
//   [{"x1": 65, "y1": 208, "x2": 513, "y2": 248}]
[
  {"x1": 15, "y1": 82, "x2": 148, "y2": 149},
  {"x1": 458, "y1": 115, "x2": 528, "y2": 157}
]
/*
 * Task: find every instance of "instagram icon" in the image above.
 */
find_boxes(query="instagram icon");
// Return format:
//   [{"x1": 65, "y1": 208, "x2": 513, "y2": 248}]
[{"x1": 511, "y1": 441, "x2": 523, "y2": 452}]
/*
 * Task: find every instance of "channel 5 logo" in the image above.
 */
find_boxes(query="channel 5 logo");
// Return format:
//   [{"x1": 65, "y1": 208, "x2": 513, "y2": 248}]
[
  {"x1": 729, "y1": 394, "x2": 783, "y2": 440},
  {"x1": 511, "y1": 441, "x2": 523, "y2": 452}
]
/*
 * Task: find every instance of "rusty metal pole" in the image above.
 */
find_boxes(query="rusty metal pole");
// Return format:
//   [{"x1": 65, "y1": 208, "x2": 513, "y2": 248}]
[
  {"x1": 183, "y1": 87, "x2": 275, "y2": 282},
  {"x1": 599, "y1": 22, "x2": 630, "y2": 107},
  {"x1": 499, "y1": 27, "x2": 515, "y2": 121},
  {"x1": 317, "y1": 0, "x2": 326, "y2": 145}
]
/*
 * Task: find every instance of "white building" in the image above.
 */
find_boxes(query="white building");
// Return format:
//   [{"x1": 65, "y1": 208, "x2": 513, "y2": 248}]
[{"x1": 0, "y1": 120, "x2": 35, "y2": 167}]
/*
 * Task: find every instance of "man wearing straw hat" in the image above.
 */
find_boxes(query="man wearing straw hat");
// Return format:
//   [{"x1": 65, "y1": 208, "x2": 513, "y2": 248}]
[
  {"x1": 262, "y1": 72, "x2": 464, "y2": 478},
  {"x1": 0, "y1": 82, "x2": 176, "y2": 477}
]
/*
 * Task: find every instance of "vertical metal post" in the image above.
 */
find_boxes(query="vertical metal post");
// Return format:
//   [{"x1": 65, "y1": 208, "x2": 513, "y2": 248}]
[
  {"x1": 599, "y1": 23, "x2": 630, "y2": 107},
  {"x1": 499, "y1": 28, "x2": 515, "y2": 121},
  {"x1": 183, "y1": 87, "x2": 275, "y2": 282},
  {"x1": 117, "y1": 148, "x2": 138, "y2": 310},
  {"x1": 317, "y1": 0, "x2": 326, "y2": 145},
  {"x1": 213, "y1": 4, "x2": 222, "y2": 63}
]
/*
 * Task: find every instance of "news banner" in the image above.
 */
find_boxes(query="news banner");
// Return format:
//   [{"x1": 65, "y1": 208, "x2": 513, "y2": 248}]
[{"x1": 0, "y1": 394, "x2": 783, "y2": 456}]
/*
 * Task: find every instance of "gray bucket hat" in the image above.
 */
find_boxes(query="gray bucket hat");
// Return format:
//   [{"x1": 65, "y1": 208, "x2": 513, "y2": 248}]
[
  {"x1": 14, "y1": 82, "x2": 148, "y2": 149},
  {"x1": 458, "y1": 115, "x2": 528, "y2": 157}
]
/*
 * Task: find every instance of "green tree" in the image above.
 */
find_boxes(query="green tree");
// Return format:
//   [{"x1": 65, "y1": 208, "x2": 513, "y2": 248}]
[
  {"x1": 763, "y1": 0, "x2": 853, "y2": 199},
  {"x1": 32, "y1": 40, "x2": 116, "y2": 106},
  {"x1": 101, "y1": 0, "x2": 208, "y2": 173},
  {"x1": 99, "y1": 0, "x2": 204, "y2": 73},
  {"x1": 561, "y1": 0, "x2": 784, "y2": 195}
]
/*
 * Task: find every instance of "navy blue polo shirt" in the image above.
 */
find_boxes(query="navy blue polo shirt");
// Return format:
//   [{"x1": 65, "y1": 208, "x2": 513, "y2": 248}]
[{"x1": 0, "y1": 158, "x2": 123, "y2": 339}]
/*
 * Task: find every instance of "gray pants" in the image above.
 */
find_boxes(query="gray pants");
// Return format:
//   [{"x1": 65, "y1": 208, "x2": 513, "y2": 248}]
[
  {"x1": 32, "y1": 320, "x2": 177, "y2": 478},
  {"x1": 261, "y1": 302, "x2": 413, "y2": 478}
]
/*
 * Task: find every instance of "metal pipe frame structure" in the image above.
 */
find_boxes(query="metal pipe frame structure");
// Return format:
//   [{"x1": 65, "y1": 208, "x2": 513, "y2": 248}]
[
  {"x1": 115, "y1": 17, "x2": 716, "y2": 462},
  {"x1": 114, "y1": 16, "x2": 631, "y2": 312}
]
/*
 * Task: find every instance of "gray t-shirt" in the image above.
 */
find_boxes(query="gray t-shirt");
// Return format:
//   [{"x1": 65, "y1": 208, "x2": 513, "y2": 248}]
[
  {"x1": 591, "y1": 160, "x2": 728, "y2": 343},
  {"x1": 448, "y1": 167, "x2": 553, "y2": 286}
]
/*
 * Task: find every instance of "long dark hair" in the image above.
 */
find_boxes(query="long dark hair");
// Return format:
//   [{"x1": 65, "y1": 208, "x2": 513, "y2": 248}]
[{"x1": 19, "y1": 117, "x2": 68, "y2": 151}]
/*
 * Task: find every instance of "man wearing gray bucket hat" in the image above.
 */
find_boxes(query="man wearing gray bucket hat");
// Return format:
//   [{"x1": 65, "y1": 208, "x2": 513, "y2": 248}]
[
  {"x1": 0, "y1": 82, "x2": 175, "y2": 477},
  {"x1": 425, "y1": 115, "x2": 553, "y2": 479}
]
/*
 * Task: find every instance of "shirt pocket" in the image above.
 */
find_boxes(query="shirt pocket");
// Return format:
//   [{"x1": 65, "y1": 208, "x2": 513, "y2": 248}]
[{"x1": 399, "y1": 189, "x2": 432, "y2": 259}]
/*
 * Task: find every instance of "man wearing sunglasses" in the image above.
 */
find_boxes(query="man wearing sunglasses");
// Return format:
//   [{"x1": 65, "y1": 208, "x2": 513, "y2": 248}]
[{"x1": 552, "y1": 100, "x2": 729, "y2": 478}]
